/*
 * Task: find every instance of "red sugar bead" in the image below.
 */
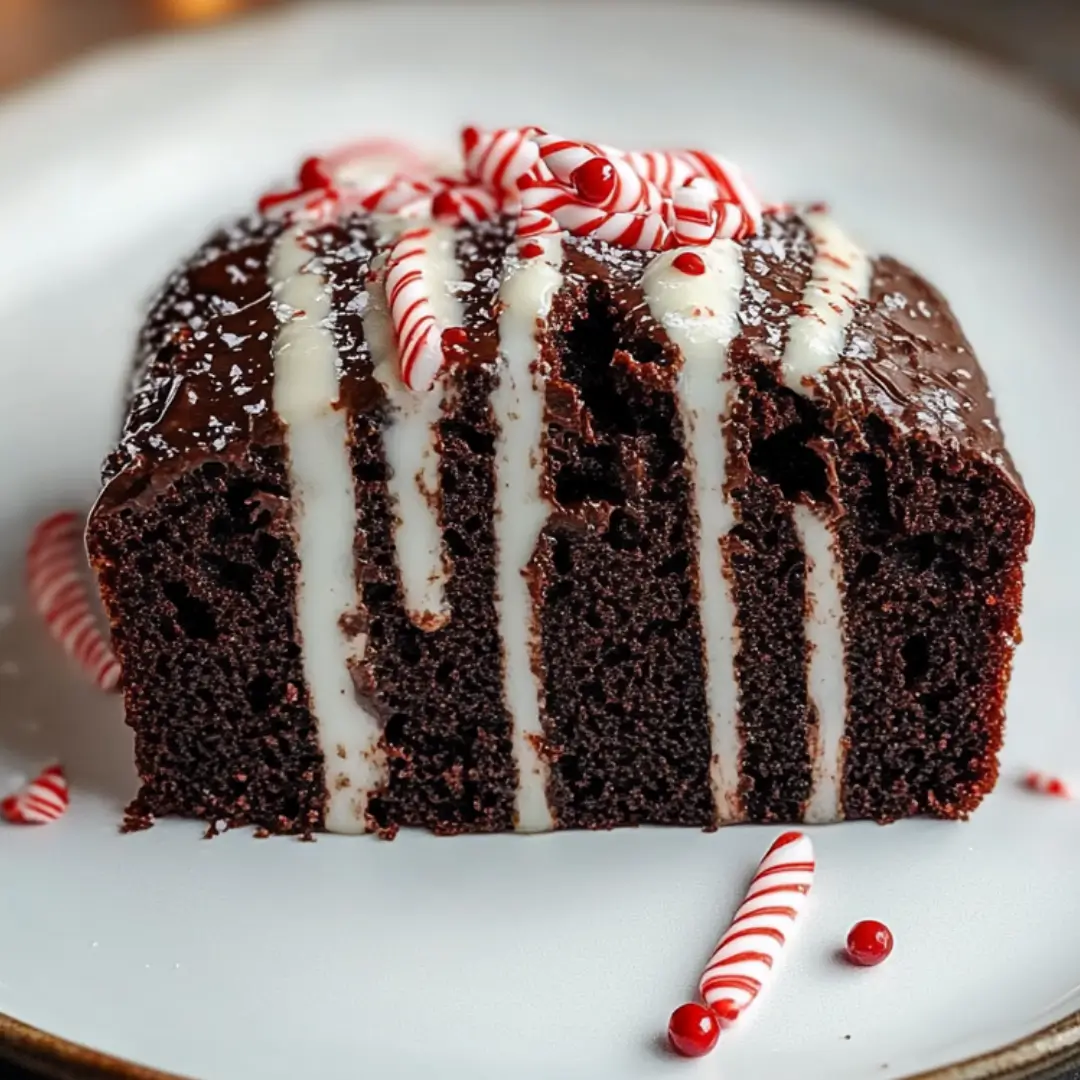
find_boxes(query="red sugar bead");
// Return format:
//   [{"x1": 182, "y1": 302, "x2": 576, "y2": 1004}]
[
  {"x1": 431, "y1": 190, "x2": 459, "y2": 220},
  {"x1": 672, "y1": 252, "x2": 707, "y2": 276},
  {"x1": 441, "y1": 327, "x2": 470, "y2": 354},
  {"x1": 846, "y1": 920, "x2": 893, "y2": 966},
  {"x1": 298, "y1": 156, "x2": 330, "y2": 190},
  {"x1": 519, "y1": 241, "x2": 545, "y2": 260},
  {"x1": 571, "y1": 158, "x2": 617, "y2": 205},
  {"x1": 667, "y1": 1002, "x2": 720, "y2": 1058}
]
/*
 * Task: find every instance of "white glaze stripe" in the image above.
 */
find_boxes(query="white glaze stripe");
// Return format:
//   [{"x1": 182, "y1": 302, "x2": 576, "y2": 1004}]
[
  {"x1": 781, "y1": 211, "x2": 872, "y2": 393},
  {"x1": 367, "y1": 219, "x2": 462, "y2": 632},
  {"x1": 642, "y1": 242, "x2": 746, "y2": 823},
  {"x1": 782, "y1": 211, "x2": 871, "y2": 822},
  {"x1": 794, "y1": 506, "x2": 849, "y2": 823},
  {"x1": 493, "y1": 235, "x2": 563, "y2": 833},
  {"x1": 270, "y1": 225, "x2": 384, "y2": 833}
]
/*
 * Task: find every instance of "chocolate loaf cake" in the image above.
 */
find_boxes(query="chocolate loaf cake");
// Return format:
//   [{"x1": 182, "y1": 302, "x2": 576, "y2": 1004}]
[{"x1": 87, "y1": 129, "x2": 1033, "y2": 836}]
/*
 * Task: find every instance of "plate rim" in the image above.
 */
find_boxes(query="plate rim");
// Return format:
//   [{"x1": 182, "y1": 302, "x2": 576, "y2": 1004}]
[
  {"x1": 2, "y1": 3, "x2": 1079, "y2": 1079},
  {"x1": 4, "y1": 1005, "x2": 1080, "y2": 1080}
]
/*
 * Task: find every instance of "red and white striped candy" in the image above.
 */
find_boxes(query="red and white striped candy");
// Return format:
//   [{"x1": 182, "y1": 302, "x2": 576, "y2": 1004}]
[
  {"x1": 530, "y1": 131, "x2": 606, "y2": 185},
  {"x1": 385, "y1": 226, "x2": 460, "y2": 393},
  {"x1": 1, "y1": 764, "x2": 69, "y2": 825},
  {"x1": 1025, "y1": 771, "x2": 1072, "y2": 798},
  {"x1": 462, "y1": 126, "x2": 544, "y2": 193},
  {"x1": 518, "y1": 176, "x2": 580, "y2": 218},
  {"x1": 622, "y1": 149, "x2": 701, "y2": 193},
  {"x1": 698, "y1": 831, "x2": 815, "y2": 1026},
  {"x1": 667, "y1": 184, "x2": 719, "y2": 245},
  {"x1": 257, "y1": 184, "x2": 339, "y2": 222},
  {"x1": 431, "y1": 184, "x2": 503, "y2": 225},
  {"x1": 515, "y1": 207, "x2": 562, "y2": 239},
  {"x1": 519, "y1": 177, "x2": 670, "y2": 251},
  {"x1": 714, "y1": 202, "x2": 756, "y2": 241},
  {"x1": 551, "y1": 202, "x2": 671, "y2": 252},
  {"x1": 322, "y1": 138, "x2": 432, "y2": 183},
  {"x1": 598, "y1": 155, "x2": 662, "y2": 213},
  {"x1": 358, "y1": 175, "x2": 438, "y2": 215},
  {"x1": 681, "y1": 152, "x2": 763, "y2": 234},
  {"x1": 27, "y1": 511, "x2": 120, "y2": 692}
]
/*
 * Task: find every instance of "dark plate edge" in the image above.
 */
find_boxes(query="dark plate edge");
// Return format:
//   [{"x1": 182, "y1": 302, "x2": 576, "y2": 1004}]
[{"x1": 5, "y1": 1006, "x2": 1080, "y2": 1080}]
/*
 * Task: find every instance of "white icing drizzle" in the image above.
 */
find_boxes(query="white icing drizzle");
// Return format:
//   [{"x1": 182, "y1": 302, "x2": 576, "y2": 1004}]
[
  {"x1": 641, "y1": 242, "x2": 746, "y2": 824},
  {"x1": 493, "y1": 235, "x2": 564, "y2": 833},
  {"x1": 366, "y1": 218, "x2": 463, "y2": 631},
  {"x1": 782, "y1": 209, "x2": 872, "y2": 822},
  {"x1": 794, "y1": 506, "x2": 849, "y2": 823},
  {"x1": 270, "y1": 225, "x2": 384, "y2": 834},
  {"x1": 782, "y1": 210, "x2": 872, "y2": 393}
]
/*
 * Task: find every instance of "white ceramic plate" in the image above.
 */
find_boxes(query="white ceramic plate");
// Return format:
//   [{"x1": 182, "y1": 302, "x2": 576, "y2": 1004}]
[{"x1": 2, "y1": 3, "x2": 1080, "y2": 1078}]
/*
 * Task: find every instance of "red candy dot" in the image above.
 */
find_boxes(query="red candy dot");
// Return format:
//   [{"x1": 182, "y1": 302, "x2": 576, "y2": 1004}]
[
  {"x1": 431, "y1": 190, "x2": 459, "y2": 221},
  {"x1": 298, "y1": 156, "x2": 330, "y2": 191},
  {"x1": 519, "y1": 242, "x2": 545, "y2": 260},
  {"x1": 846, "y1": 920, "x2": 894, "y2": 966},
  {"x1": 667, "y1": 1003, "x2": 720, "y2": 1058},
  {"x1": 571, "y1": 158, "x2": 617, "y2": 205},
  {"x1": 441, "y1": 327, "x2": 469, "y2": 356},
  {"x1": 462, "y1": 126, "x2": 480, "y2": 154},
  {"x1": 672, "y1": 252, "x2": 707, "y2": 276}
]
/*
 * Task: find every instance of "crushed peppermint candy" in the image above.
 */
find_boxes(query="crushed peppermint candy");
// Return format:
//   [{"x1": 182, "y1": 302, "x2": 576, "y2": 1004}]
[{"x1": 259, "y1": 126, "x2": 764, "y2": 391}]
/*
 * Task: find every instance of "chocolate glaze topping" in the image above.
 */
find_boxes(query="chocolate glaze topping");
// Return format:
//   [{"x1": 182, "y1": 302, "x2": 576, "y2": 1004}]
[{"x1": 95, "y1": 208, "x2": 1029, "y2": 512}]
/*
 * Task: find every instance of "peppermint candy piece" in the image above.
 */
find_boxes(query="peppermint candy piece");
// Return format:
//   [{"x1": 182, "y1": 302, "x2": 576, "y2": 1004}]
[
  {"x1": 385, "y1": 226, "x2": 463, "y2": 393},
  {"x1": 667, "y1": 184, "x2": 719, "y2": 246},
  {"x1": 356, "y1": 175, "x2": 438, "y2": 215},
  {"x1": 623, "y1": 149, "x2": 701, "y2": 193},
  {"x1": 530, "y1": 132, "x2": 605, "y2": 185},
  {"x1": 515, "y1": 208, "x2": 562, "y2": 239},
  {"x1": 431, "y1": 185, "x2": 503, "y2": 225},
  {"x1": 322, "y1": 138, "x2": 432, "y2": 187},
  {"x1": 27, "y1": 511, "x2": 120, "y2": 692},
  {"x1": 2, "y1": 764, "x2": 69, "y2": 825},
  {"x1": 698, "y1": 831, "x2": 815, "y2": 1025},
  {"x1": 462, "y1": 126, "x2": 544, "y2": 193},
  {"x1": 519, "y1": 177, "x2": 670, "y2": 251},
  {"x1": 257, "y1": 126, "x2": 768, "y2": 388}
]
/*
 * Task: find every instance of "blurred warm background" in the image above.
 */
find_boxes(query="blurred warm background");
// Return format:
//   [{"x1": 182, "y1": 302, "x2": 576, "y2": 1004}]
[{"x1": 0, "y1": 0, "x2": 1078, "y2": 100}]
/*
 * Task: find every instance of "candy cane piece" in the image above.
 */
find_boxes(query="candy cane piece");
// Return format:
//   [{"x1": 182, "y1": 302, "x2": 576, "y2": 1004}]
[
  {"x1": 2, "y1": 764, "x2": 69, "y2": 825},
  {"x1": 385, "y1": 226, "x2": 461, "y2": 392},
  {"x1": 679, "y1": 152, "x2": 763, "y2": 234},
  {"x1": 515, "y1": 208, "x2": 562, "y2": 239},
  {"x1": 667, "y1": 185, "x2": 719, "y2": 246},
  {"x1": 530, "y1": 131, "x2": 607, "y2": 185},
  {"x1": 698, "y1": 831, "x2": 815, "y2": 1025},
  {"x1": 518, "y1": 177, "x2": 581, "y2": 219},
  {"x1": 463, "y1": 126, "x2": 544, "y2": 193},
  {"x1": 431, "y1": 185, "x2": 503, "y2": 225},
  {"x1": 257, "y1": 184, "x2": 339, "y2": 222},
  {"x1": 358, "y1": 175, "x2": 438, "y2": 215},
  {"x1": 1025, "y1": 771, "x2": 1072, "y2": 798},
  {"x1": 322, "y1": 138, "x2": 433, "y2": 185},
  {"x1": 622, "y1": 150, "x2": 700, "y2": 193},
  {"x1": 519, "y1": 178, "x2": 670, "y2": 250},
  {"x1": 546, "y1": 201, "x2": 671, "y2": 252},
  {"x1": 27, "y1": 511, "x2": 121, "y2": 692}
]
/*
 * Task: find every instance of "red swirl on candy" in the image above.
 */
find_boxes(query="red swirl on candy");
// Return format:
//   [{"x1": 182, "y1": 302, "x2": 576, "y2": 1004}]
[
  {"x1": 2, "y1": 764, "x2": 69, "y2": 825},
  {"x1": 259, "y1": 128, "x2": 763, "y2": 388}
]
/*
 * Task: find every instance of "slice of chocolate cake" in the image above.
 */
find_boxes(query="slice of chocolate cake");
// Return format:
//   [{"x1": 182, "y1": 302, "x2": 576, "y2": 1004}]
[{"x1": 86, "y1": 128, "x2": 1033, "y2": 836}]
